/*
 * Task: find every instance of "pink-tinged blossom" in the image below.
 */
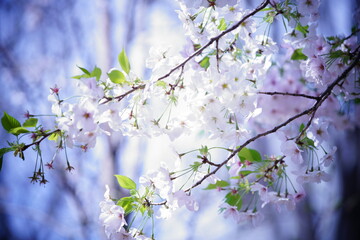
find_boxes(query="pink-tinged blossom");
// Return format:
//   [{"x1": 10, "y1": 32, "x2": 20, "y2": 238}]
[
  {"x1": 171, "y1": 190, "x2": 199, "y2": 212},
  {"x1": 305, "y1": 56, "x2": 331, "y2": 85},
  {"x1": 309, "y1": 119, "x2": 329, "y2": 146},
  {"x1": 341, "y1": 36, "x2": 358, "y2": 52},
  {"x1": 72, "y1": 99, "x2": 98, "y2": 132},
  {"x1": 281, "y1": 141, "x2": 304, "y2": 164},
  {"x1": 107, "y1": 228, "x2": 134, "y2": 240},
  {"x1": 297, "y1": 0, "x2": 320, "y2": 16},
  {"x1": 129, "y1": 228, "x2": 152, "y2": 240},
  {"x1": 238, "y1": 210, "x2": 264, "y2": 227},
  {"x1": 294, "y1": 190, "x2": 306, "y2": 202},
  {"x1": 321, "y1": 146, "x2": 337, "y2": 167},
  {"x1": 77, "y1": 77, "x2": 104, "y2": 99},
  {"x1": 99, "y1": 185, "x2": 127, "y2": 239},
  {"x1": 251, "y1": 183, "x2": 269, "y2": 202},
  {"x1": 221, "y1": 203, "x2": 240, "y2": 223},
  {"x1": 303, "y1": 37, "x2": 329, "y2": 57},
  {"x1": 228, "y1": 159, "x2": 243, "y2": 177},
  {"x1": 260, "y1": 191, "x2": 296, "y2": 212},
  {"x1": 139, "y1": 162, "x2": 173, "y2": 200},
  {"x1": 295, "y1": 169, "x2": 331, "y2": 184}
]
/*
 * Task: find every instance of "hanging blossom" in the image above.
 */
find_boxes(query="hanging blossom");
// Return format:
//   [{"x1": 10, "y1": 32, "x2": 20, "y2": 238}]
[
  {"x1": 139, "y1": 163, "x2": 199, "y2": 219},
  {"x1": 99, "y1": 185, "x2": 128, "y2": 239}
]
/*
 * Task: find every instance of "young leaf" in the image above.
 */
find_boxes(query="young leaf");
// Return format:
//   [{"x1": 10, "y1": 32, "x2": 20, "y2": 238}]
[
  {"x1": 204, "y1": 180, "x2": 229, "y2": 190},
  {"x1": 291, "y1": 49, "x2": 308, "y2": 61},
  {"x1": 118, "y1": 49, "x2": 131, "y2": 74},
  {"x1": 115, "y1": 175, "x2": 137, "y2": 190},
  {"x1": 295, "y1": 23, "x2": 309, "y2": 36},
  {"x1": 199, "y1": 56, "x2": 210, "y2": 69},
  {"x1": 0, "y1": 147, "x2": 14, "y2": 171},
  {"x1": 117, "y1": 196, "x2": 136, "y2": 214},
  {"x1": 108, "y1": 69, "x2": 126, "y2": 85},
  {"x1": 155, "y1": 80, "x2": 167, "y2": 89},
  {"x1": 23, "y1": 118, "x2": 38, "y2": 128},
  {"x1": 239, "y1": 170, "x2": 256, "y2": 177},
  {"x1": 299, "y1": 123, "x2": 305, "y2": 132},
  {"x1": 225, "y1": 192, "x2": 243, "y2": 210},
  {"x1": 237, "y1": 147, "x2": 262, "y2": 163},
  {"x1": 77, "y1": 65, "x2": 91, "y2": 76},
  {"x1": 9, "y1": 127, "x2": 30, "y2": 135},
  {"x1": 1, "y1": 112, "x2": 21, "y2": 132},
  {"x1": 48, "y1": 132, "x2": 60, "y2": 141},
  {"x1": 218, "y1": 18, "x2": 227, "y2": 31},
  {"x1": 91, "y1": 66, "x2": 102, "y2": 81}
]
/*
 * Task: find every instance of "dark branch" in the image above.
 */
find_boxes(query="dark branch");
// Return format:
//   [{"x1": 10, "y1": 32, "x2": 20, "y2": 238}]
[
  {"x1": 22, "y1": 129, "x2": 61, "y2": 152},
  {"x1": 258, "y1": 91, "x2": 320, "y2": 100}
]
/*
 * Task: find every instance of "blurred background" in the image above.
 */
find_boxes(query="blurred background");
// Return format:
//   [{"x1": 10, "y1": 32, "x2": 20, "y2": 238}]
[{"x1": 0, "y1": 0, "x2": 359, "y2": 239}]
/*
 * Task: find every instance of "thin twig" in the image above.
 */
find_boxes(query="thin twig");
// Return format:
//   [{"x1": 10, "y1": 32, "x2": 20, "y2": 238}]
[
  {"x1": 157, "y1": 0, "x2": 270, "y2": 82},
  {"x1": 258, "y1": 91, "x2": 320, "y2": 100},
  {"x1": 101, "y1": 85, "x2": 145, "y2": 104},
  {"x1": 22, "y1": 129, "x2": 61, "y2": 151},
  {"x1": 101, "y1": 0, "x2": 271, "y2": 104}
]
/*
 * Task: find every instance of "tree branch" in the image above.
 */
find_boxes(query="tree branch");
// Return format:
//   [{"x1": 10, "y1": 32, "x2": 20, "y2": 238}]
[{"x1": 186, "y1": 49, "x2": 360, "y2": 192}]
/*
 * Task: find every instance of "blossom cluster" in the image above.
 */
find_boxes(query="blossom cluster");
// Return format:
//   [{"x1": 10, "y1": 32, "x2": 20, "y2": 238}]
[
  {"x1": 99, "y1": 162, "x2": 199, "y2": 239},
  {"x1": 1, "y1": 0, "x2": 359, "y2": 238}
]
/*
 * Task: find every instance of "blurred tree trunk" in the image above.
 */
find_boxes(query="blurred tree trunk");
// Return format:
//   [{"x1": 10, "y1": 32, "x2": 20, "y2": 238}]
[{"x1": 335, "y1": 128, "x2": 360, "y2": 240}]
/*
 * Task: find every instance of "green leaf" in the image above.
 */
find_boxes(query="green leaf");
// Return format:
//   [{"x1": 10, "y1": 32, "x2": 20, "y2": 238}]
[
  {"x1": 1, "y1": 112, "x2": 21, "y2": 132},
  {"x1": 117, "y1": 196, "x2": 136, "y2": 214},
  {"x1": 23, "y1": 118, "x2": 38, "y2": 128},
  {"x1": 237, "y1": 147, "x2": 262, "y2": 163},
  {"x1": 77, "y1": 66, "x2": 91, "y2": 76},
  {"x1": 295, "y1": 23, "x2": 309, "y2": 36},
  {"x1": 218, "y1": 18, "x2": 227, "y2": 31},
  {"x1": 199, "y1": 56, "x2": 210, "y2": 70},
  {"x1": 225, "y1": 192, "x2": 242, "y2": 210},
  {"x1": 155, "y1": 80, "x2": 167, "y2": 89},
  {"x1": 118, "y1": 49, "x2": 131, "y2": 74},
  {"x1": 115, "y1": 175, "x2": 137, "y2": 190},
  {"x1": 299, "y1": 123, "x2": 305, "y2": 132},
  {"x1": 301, "y1": 136, "x2": 316, "y2": 149},
  {"x1": 9, "y1": 127, "x2": 30, "y2": 135},
  {"x1": 108, "y1": 69, "x2": 126, "y2": 85},
  {"x1": 291, "y1": 49, "x2": 308, "y2": 61},
  {"x1": 0, "y1": 147, "x2": 14, "y2": 171},
  {"x1": 260, "y1": 7, "x2": 274, "y2": 12},
  {"x1": 204, "y1": 180, "x2": 229, "y2": 190},
  {"x1": 91, "y1": 66, "x2": 102, "y2": 81},
  {"x1": 73, "y1": 66, "x2": 102, "y2": 80},
  {"x1": 48, "y1": 132, "x2": 60, "y2": 141},
  {"x1": 190, "y1": 161, "x2": 202, "y2": 172},
  {"x1": 239, "y1": 170, "x2": 256, "y2": 177},
  {"x1": 72, "y1": 74, "x2": 88, "y2": 79},
  {"x1": 199, "y1": 145, "x2": 209, "y2": 156}
]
